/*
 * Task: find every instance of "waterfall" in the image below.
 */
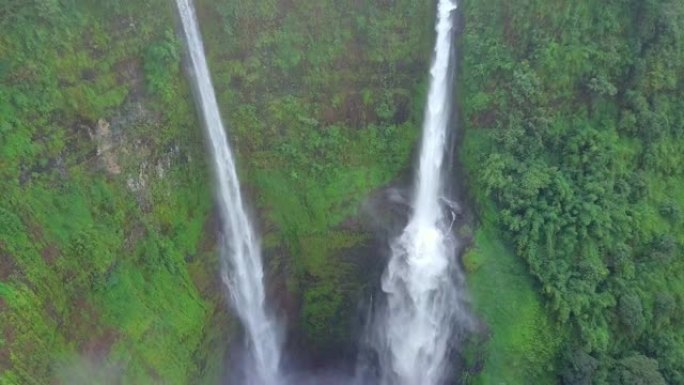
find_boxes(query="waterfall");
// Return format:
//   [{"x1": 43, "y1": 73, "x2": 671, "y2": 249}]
[
  {"x1": 369, "y1": 1, "x2": 469, "y2": 384},
  {"x1": 176, "y1": 1, "x2": 281, "y2": 384}
]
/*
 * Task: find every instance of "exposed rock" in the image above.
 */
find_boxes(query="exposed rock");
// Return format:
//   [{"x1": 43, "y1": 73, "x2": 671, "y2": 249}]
[
  {"x1": 126, "y1": 160, "x2": 152, "y2": 212},
  {"x1": 94, "y1": 119, "x2": 121, "y2": 175},
  {"x1": 113, "y1": 58, "x2": 144, "y2": 101},
  {"x1": 40, "y1": 244, "x2": 60, "y2": 265}
]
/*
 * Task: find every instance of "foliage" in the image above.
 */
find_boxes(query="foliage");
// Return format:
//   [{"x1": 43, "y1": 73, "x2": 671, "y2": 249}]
[
  {"x1": 0, "y1": 0, "x2": 442, "y2": 378},
  {"x1": 144, "y1": 31, "x2": 181, "y2": 103},
  {"x1": 196, "y1": 0, "x2": 435, "y2": 355},
  {"x1": 463, "y1": 224, "x2": 564, "y2": 384},
  {"x1": 461, "y1": 0, "x2": 684, "y2": 382},
  {"x1": 0, "y1": 1, "x2": 226, "y2": 384},
  {"x1": 610, "y1": 355, "x2": 667, "y2": 385}
]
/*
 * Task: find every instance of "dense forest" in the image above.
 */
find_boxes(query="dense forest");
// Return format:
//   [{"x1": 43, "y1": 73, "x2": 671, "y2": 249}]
[
  {"x1": 1, "y1": 0, "x2": 682, "y2": 384},
  {"x1": 462, "y1": 0, "x2": 684, "y2": 383}
]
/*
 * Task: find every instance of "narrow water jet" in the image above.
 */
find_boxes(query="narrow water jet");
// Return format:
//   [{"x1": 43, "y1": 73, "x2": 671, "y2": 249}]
[
  {"x1": 175, "y1": 1, "x2": 282, "y2": 384},
  {"x1": 366, "y1": 1, "x2": 470, "y2": 384}
]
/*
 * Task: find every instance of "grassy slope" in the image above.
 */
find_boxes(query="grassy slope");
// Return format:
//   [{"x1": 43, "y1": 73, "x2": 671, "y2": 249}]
[
  {"x1": 461, "y1": 128, "x2": 564, "y2": 384},
  {"x1": 0, "y1": 2, "x2": 229, "y2": 384},
  {"x1": 465, "y1": 227, "x2": 562, "y2": 384}
]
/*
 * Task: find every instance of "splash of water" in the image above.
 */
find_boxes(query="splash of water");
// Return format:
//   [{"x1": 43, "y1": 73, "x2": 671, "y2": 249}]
[
  {"x1": 369, "y1": 1, "x2": 469, "y2": 384},
  {"x1": 176, "y1": 1, "x2": 281, "y2": 383}
]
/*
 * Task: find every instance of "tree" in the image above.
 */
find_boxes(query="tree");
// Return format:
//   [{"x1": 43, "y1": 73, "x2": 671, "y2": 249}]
[
  {"x1": 610, "y1": 355, "x2": 667, "y2": 385},
  {"x1": 561, "y1": 350, "x2": 600, "y2": 385},
  {"x1": 617, "y1": 292, "x2": 646, "y2": 338}
]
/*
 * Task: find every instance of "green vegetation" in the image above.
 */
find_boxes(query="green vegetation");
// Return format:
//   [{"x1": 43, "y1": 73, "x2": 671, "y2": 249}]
[
  {"x1": 0, "y1": 1, "x2": 228, "y2": 384},
  {"x1": 2, "y1": 0, "x2": 684, "y2": 383},
  {"x1": 1, "y1": 0, "x2": 441, "y2": 380},
  {"x1": 463, "y1": 215, "x2": 564, "y2": 384},
  {"x1": 461, "y1": 0, "x2": 684, "y2": 383},
  {"x1": 195, "y1": 0, "x2": 437, "y2": 356}
]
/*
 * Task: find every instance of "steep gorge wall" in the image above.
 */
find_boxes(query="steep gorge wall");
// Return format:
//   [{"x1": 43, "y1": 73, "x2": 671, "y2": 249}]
[
  {"x1": 0, "y1": 0, "x2": 442, "y2": 383},
  {"x1": 194, "y1": 0, "x2": 438, "y2": 363},
  {"x1": 0, "y1": 2, "x2": 229, "y2": 384}
]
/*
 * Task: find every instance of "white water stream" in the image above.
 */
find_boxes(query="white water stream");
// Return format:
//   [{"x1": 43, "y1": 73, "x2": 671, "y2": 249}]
[
  {"x1": 176, "y1": 1, "x2": 281, "y2": 384},
  {"x1": 370, "y1": 1, "x2": 467, "y2": 384}
]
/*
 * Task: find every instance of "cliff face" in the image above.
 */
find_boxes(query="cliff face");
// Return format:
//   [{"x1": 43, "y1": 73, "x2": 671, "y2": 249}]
[
  {"x1": 194, "y1": 0, "x2": 437, "y2": 363},
  {"x1": 0, "y1": 0, "x2": 440, "y2": 383},
  {"x1": 0, "y1": 2, "x2": 229, "y2": 384}
]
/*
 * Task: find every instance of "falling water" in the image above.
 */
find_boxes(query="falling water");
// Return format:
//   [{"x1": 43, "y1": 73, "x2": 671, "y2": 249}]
[
  {"x1": 369, "y1": 1, "x2": 468, "y2": 384},
  {"x1": 176, "y1": 1, "x2": 281, "y2": 384}
]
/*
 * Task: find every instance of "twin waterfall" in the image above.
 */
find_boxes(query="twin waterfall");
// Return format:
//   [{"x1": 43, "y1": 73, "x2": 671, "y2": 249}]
[
  {"x1": 176, "y1": 1, "x2": 282, "y2": 384},
  {"x1": 177, "y1": 0, "x2": 463, "y2": 383},
  {"x1": 370, "y1": 1, "x2": 466, "y2": 385}
]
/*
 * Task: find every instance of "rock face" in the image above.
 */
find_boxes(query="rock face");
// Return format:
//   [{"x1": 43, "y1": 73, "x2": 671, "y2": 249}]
[{"x1": 94, "y1": 118, "x2": 122, "y2": 175}]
